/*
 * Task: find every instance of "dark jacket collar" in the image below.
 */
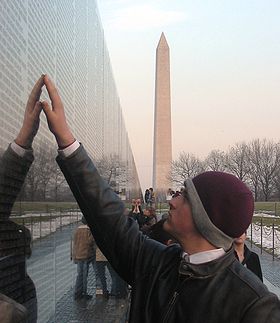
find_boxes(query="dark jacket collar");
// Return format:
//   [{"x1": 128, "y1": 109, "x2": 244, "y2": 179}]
[{"x1": 178, "y1": 247, "x2": 236, "y2": 278}]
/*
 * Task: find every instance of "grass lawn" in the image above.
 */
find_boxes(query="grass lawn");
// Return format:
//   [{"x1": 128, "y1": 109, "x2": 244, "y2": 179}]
[
  {"x1": 252, "y1": 215, "x2": 280, "y2": 227},
  {"x1": 12, "y1": 201, "x2": 79, "y2": 214},
  {"x1": 254, "y1": 201, "x2": 280, "y2": 216},
  {"x1": 11, "y1": 202, "x2": 81, "y2": 225}
]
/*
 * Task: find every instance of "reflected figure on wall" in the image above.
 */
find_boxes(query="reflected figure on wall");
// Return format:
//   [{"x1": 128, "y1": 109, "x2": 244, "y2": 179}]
[
  {"x1": 0, "y1": 220, "x2": 37, "y2": 322},
  {"x1": 0, "y1": 76, "x2": 45, "y2": 322}
]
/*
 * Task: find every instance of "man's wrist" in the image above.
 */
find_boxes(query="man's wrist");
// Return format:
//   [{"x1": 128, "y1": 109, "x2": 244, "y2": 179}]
[
  {"x1": 56, "y1": 130, "x2": 75, "y2": 149},
  {"x1": 12, "y1": 139, "x2": 80, "y2": 158},
  {"x1": 15, "y1": 134, "x2": 33, "y2": 149},
  {"x1": 58, "y1": 140, "x2": 80, "y2": 157},
  {"x1": 11, "y1": 141, "x2": 32, "y2": 157}
]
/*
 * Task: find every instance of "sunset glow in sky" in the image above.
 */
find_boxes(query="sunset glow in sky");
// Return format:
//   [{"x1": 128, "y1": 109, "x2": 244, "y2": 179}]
[{"x1": 98, "y1": 0, "x2": 280, "y2": 191}]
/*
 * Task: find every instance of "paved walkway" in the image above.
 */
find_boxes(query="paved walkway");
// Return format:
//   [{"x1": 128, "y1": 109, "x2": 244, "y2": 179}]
[
  {"x1": 247, "y1": 241, "x2": 280, "y2": 298},
  {"x1": 27, "y1": 222, "x2": 129, "y2": 323},
  {"x1": 47, "y1": 276, "x2": 129, "y2": 323}
]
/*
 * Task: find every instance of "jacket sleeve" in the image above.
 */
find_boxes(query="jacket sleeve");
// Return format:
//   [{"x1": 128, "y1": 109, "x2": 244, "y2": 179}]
[
  {"x1": 56, "y1": 144, "x2": 167, "y2": 285},
  {"x1": 242, "y1": 293, "x2": 280, "y2": 323},
  {"x1": 0, "y1": 145, "x2": 34, "y2": 219}
]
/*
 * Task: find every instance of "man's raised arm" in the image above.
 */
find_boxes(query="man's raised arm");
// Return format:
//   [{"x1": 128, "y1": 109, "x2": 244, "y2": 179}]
[{"x1": 41, "y1": 75, "x2": 165, "y2": 284}]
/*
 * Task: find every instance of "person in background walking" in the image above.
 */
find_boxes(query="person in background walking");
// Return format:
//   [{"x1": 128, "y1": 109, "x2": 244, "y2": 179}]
[
  {"x1": 72, "y1": 217, "x2": 96, "y2": 300},
  {"x1": 234, "y1": 231, "x2": 263, "y2": 282}
]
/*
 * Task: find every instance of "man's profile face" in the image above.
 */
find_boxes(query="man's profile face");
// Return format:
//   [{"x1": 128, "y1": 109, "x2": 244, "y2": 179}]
[{"x1": 164, "y1": 193, "x2": 193, "y2": 240}]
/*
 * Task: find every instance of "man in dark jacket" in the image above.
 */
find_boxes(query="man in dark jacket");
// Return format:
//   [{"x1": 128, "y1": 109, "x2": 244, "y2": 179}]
[{"x1": 23, "y1": 74, "x2": 280, "y2": 322}]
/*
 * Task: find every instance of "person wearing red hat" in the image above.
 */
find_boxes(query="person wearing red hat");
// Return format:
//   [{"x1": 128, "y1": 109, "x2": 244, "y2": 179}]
[{"x1": 18, "y1": 75, "x2": 280, "y2": 322}]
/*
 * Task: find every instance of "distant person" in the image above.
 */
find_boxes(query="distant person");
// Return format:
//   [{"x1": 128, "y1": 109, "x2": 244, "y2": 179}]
[
  {"x1": 148, "y1": 188, "x2": 155, "y2": 208},
  {"x1": 144, "y1": 189, "x2": 150, "y2": 206},
  {"x1": 72, "y1": 217, "x2": 96, "y2": 300},
  {"x1": 0, "y1": 76, "x2": 45, "y2": 322},
  {"x1": 234, "y1": 231, "x2": 263, "y2": 282},
  {"x1": 128, "y1": 198, "x2": 142, "y2": 222}
]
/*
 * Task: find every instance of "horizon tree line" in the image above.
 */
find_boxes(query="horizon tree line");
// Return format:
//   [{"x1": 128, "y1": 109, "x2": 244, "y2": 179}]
[
  {"x1": 169, "y1": 138, "x2": 280, "y2": 202},
  {"x1": 1, "y1": 137, "x2": 279, "y2": 203}
]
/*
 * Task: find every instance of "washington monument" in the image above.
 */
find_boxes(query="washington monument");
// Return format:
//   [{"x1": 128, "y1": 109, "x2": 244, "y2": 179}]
[{"x1": 153, "y1": 33, "x2": 172, "y2": 194}]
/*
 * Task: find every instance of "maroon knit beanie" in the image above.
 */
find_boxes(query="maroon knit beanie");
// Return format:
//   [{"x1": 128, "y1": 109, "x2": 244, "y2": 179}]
[{"x1": 192, "y1": 171, "x2": 254, "y2": 238}]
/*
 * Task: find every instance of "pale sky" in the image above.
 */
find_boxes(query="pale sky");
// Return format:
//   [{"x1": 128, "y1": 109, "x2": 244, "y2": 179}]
[{"x1": 97, "y1": 0, "x2": 280, "y2": 191}]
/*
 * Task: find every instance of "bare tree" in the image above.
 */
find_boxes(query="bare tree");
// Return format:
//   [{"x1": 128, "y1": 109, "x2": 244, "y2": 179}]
[
  {"x1": 273, "y1": 163, "x2": 280, "y2": 200},
  {"x1": 95, "y1": 154, "x2": 129, "y2": 193},
  {"x1": 46, "y1": 161, "x2": 69, "y2": 201},
  {"x1": 169, "y1": 138, "x2": 280, "y2": 202},
  {"x1": 24, "y1": 163, "x2": 42, "y2": 201},
  {"x1": 95, "y1": 155, "x2": 118, "y2": 183},
  {"x1": 23, "y1": 144, "x2": 56, "y2": 201},
  {"x1": 248, "y1": 139, "x2": 280, "y2": 201},
  {"x1": 169, "y1": 152, "x2": 204, "y2": 187},
  {"x1": 204, "y1": 149, "x2": 226, "y2": 171},
  {"x1": 225, "y1": 142, "x2": 250, "y2": 181}
]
